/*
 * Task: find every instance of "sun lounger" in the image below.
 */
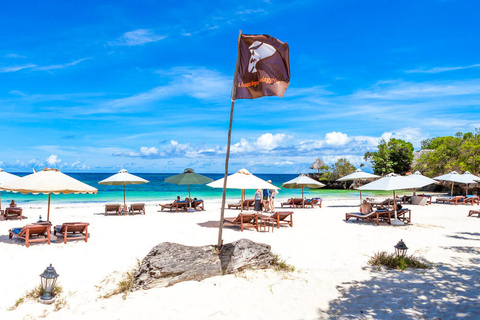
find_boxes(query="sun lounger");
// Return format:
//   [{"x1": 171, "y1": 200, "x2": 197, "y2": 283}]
[
  {"x1": 396, "y1": 208, "x2": 411, "y2": 223},
  {"x1": 105, "y1": 203, "x2": 122, "y2": 215},
  {"x1": 129, "y1": 203, "x2": 146, "y2": 214},
  {"x1": 435, "y1": 196, "x2": 464, "y2": 206},
  {"x1": 465, "y1": 196, "x2": 479, "y2": 205},
  {"x1": 8, "y1": 223, "x2": 52, "y2": 247},
  {"x1": 192, "y1": 199, "x2": 205, "y2": 211},
  {"x1": 3, "y1": 207, "x2": 23, "y2": 220},
  {"x1": 261, "y1": 211, "x2": 293, "y2": 228},
  {"x1": 345, "y1": 209, "x2": 392, "y2": 226},
  {"x1": 305, "y1": 198, "x2": 322, "y2": 208},
  {"x1": 159, "y1": 201, "x2": 188, "y2": 212},
  {"x1": 468, "y1": 210, "x2": 480, "y2": 217},
  {"x1": 367, "y1": 198, "x2": 395, "y2": 209},
  {"x1": 223, "y1": 213, "x2": 258, "y2": 232},
  {"x1": 281, "y1": 198, "x2": 304, "y2": 208},
  {"x1": 227, "y1": 199, "x2": 254, "y2": 210},
  {"x1": 54, "y1": 222, "x2": 89, "y2": 244}
]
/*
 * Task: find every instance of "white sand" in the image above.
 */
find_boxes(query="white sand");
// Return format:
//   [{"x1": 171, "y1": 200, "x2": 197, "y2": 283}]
[{"x1": 0, "y1": 198, "x2": 479, "y2": 319}]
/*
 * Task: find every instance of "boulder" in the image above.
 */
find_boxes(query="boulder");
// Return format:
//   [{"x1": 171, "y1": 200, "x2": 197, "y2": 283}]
[{"x1": 132, "y1": 238, "x2": 274, "y2": 290}]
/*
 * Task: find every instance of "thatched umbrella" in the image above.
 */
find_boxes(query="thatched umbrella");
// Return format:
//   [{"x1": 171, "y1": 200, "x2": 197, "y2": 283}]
[
  {"x1": 310, "y1": 157, "x2": 326, "y2": 174},
  {"x1": 0, "y1": 168, "x2": 20, "y2": 211}
]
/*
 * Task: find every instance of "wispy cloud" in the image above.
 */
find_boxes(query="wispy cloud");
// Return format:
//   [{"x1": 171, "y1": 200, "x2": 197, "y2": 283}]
[
  {"x1": 110, "y1": 29, "x2": 167, "y2": 46},
  {"x1": 4, "y1": 53, "x2": 25, "y2": 58},
  {"x1": 0, "y1": 64, "x2": 37, "y2": 73},
  {"x1": 0, "y1": 58, "x2": 90, "y2": 73},
  {"x1": 405, "y1": 63, "x2": 480, "y2": 74}
]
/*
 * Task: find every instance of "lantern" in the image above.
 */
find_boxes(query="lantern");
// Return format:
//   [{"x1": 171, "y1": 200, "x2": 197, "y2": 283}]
[
  {"x1": 40, "y1": 264, "x2": 59, "y2": 302},
  {"x1": 394, "y1": 239, "x2": 408, "y2": 257}
]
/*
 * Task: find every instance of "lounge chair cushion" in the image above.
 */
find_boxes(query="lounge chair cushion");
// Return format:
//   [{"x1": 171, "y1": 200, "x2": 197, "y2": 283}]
[{"x1": 12, "y1": 228, "x2": 22, "y2": 235}]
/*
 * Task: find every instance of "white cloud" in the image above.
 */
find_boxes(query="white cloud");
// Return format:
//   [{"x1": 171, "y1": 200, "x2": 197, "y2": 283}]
[
  {"x1": 325, "y1": 131, "x2": 350, "y2": 146},
  {"x1": 34, "y1": 58, "x2": 91, "y2": 71},
  {"x1": 405, "y1": 63, "x2": 480, "y2": 74},
  {"x1": 140, "y1": 147, "x2": 159, "y2": 156},
  {"x1": 46, "y1": 154, "x2": 61, "y2": 167},
  {"x1": 4, "y1": 53, "x2": 25, "y2": 58},
  {"x1": 110, "y1": 29, "x2": 167, "y2": 46},
  {"x1": 0, "y1": 64, "x2": 37, "y2": 73},
  {"x1": 256, "y1": 133, "x2": 291, "y2": 150}
]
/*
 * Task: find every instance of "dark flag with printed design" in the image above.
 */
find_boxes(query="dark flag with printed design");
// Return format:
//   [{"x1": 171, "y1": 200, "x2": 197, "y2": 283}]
[{"x1": 233, "y1": 34, "x2": 290, "y2": 100}]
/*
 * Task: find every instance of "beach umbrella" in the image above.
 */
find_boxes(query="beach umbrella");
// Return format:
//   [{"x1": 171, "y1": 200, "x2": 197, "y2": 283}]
[
  {"x1": 405, "y1": 171, "x2": 438, "y2": 195},
  {"x1": 282, "y1": 175, "x2": 325, "y2": 208},
  {"x1": 99, "y1": 169, "x2": 149, "y2": 210},
  {"x1": 461, "y1": 171, "x2": 480, "y2": 195},
  {"x1": 337, "y1": 169, "x2": 380, "y2": 203},
  {"x1": 165, "y1": 168, "x2": 213, "y2": 209},
  {"x1": 0, "y1": 168, "x2": 20, "y2": 211},
  {"x1": 0, "y1": 168, "x2": 97, "y2": 221},
  {"x1": 433, "y1": 171, "x2": 477, "y2": 196},
  {"x1": 358, "y1": 173, "x2": 434, "y2": 225},
  {"x1": 207, "y1": 168, "x2": 278, "y2": 212}
]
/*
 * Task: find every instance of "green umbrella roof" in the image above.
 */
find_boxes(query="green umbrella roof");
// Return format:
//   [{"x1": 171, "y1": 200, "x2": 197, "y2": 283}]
[{"x1": 165, "y1": 168, "x2": 213, "y2": 185}]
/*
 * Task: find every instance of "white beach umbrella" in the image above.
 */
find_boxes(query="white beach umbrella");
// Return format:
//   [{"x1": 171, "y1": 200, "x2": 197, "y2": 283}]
[
  {"x1": 0, "y1": 168, "x2": 97, "y2": 221},
  {"x1": 337, "y1": 169, "x2": 380, "y2": 203},
  {"x1": 358, "y1": 173, "x2": 434, "y2": 225},
  {"x1": 0, "y1": 168, "x2": 20, "y2": 211},
  {"x1": 282, "y1": 175, "x2": 325, "y2": 207},
  {"x1": 433, "y1": 171, "x2": 477, "y2": 196},
  {"x1": 99, "y1": 169, "x2": 149, "y2": 209},
  {"x1": 405, "y1": 171, "x2": 438, "y2": 195},
  {"x1": 207, "y1": 169, "x2": 278, "y2": 212},
  {"x1": 461, "y1": 171, "x2": 480, "y2": 195}
]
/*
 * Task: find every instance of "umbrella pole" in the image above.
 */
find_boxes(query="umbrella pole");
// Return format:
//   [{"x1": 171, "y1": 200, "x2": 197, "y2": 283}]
[
  {"x1": 240, "y1": 189, "x2": 244, "y2": 213},
  {"x1": 47, "y1": 193, "x2": 51, "y2": 222},
  {"x1": 302, "y1": 187, "x2": 304, "y2": 208},
  {"x1": 188, "y1": 184, "x2": 192, "y2": 208},
  {"x1": 451, "y1": 182, "x2": 454, "y2": 197},
  {"x1": 393, "y1": 190, "x2": 398, "y2": 220},
  {"x1": 359, "y1": 179, "x2": 362, "y2": 204},
  {"x1": 0, "y1": 191, "x2": 2, "y2": 211},
  {"x1": 123, "y1": 183, "x2": 126, "y2": 213},
  {"x1": 217, "y1": 30, "x2": 241, "y2": 249}
]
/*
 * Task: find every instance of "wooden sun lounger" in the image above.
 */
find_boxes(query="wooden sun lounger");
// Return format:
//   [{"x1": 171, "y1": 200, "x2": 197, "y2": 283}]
[
  {"x1": 465, "y1": 196, "x2": 479, "y2": 205},
  {"x1": 345, "y1": 210, "x2": 392, "y2": 226},
  {"x1": 3, "y1": 207, "x2": 23, "y2": 220},
  {"x1": 260, "y1": 211, "x2": 293, "y2": 228},
  {"x1": 397, "y1": 208, "x2": 412, "y2": 223},
  {"x1": 192, "y1": 200, "x2": 205, "y2": 211},
  {"x1": 435, "y1": 196, "x2": 465, "y2": 206},
  {"x1": 305, "y1": 198, "x2": 322, "y2": 208},
  {"x1": 468, "y1": 210, "x2": 480, "y2": 217},
  {"x1": 159, "y1": 201, "x2": 188, "y2": 212},
  {"x1": 223, "y1": 213, "x2": 258, "y2": 232},
  {"x1": 129, "y1": 203, "x2": 146, "y2": 214},
  {"x1": 367, "y1": 198, "x2": 395, "y2": 209},
  {"x1": 9, "y1": 223, "x2": 52, "y2": 247},
  {"x1": 227, "y1": 199, "x2": 254, "y2": 210},
  {"x1": 105, "y1": 203, "x2": 122, "y2": 215},
  {"x1": 54, "y1": 222, "x2": 89, "y2": 244},
  {"x1": 281, "y1": 198, "x2": 304, "y2": 208}
]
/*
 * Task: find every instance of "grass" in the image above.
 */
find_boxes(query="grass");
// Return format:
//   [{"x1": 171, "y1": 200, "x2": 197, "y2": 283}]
[
  {"x1": 8, "y1": 283, "x2": 63, "y2": 311},
  {"x1": 368, "y1": 251, "x2": 432, "y2": 270},
  {"x1": 272, "y1": 254, "x2": 295, "y2": 272},
  {"x1": 101, "y1": 259, "x2": 140, "y2": 300}
]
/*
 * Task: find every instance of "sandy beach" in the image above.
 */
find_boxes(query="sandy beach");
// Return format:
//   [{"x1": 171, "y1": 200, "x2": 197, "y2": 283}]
[{"x1": 0, "y1": 197, "x2": 479, "y2": 319}]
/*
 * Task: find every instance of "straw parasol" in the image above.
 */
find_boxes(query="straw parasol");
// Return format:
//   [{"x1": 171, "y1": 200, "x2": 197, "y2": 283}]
[
  {"x1": 0, "y1": 168, "x2": 97, "y2": 221},
  {"x1": 310, "y1": 157, "x2": 326, "y2": 174},
  {"x1": 433, "y1": 171, "x2": 477, "y2": 196},
  {"x1": 165, "y1": 168, "x2": 213, "y2": 210},
  {"x1": 358, "y1": 173, "x2": 434, "y2": 225},
  {"x1": 99, "y1": 169, "x2": 149, "y2": 210},
  {"x1": 207, "y1": 168, "x2": 278, "y2": 212},
  {"x1": 0, "y1": 168, "x2": 20, "y2": 211},
  {"x1": 337, "y1": 169, "x2": 379, "y2": 203},
  {"x1": 282, "y1": 175, "x2": 325, "y2": 207}
]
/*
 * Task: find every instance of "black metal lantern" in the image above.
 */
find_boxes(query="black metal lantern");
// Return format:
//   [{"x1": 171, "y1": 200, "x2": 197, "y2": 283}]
[
  {"x1": 40, "y1": 264, "x2": 59, "y2": 301},
  {"x1": 394, "y1": 239, "x2": 408, "y2": 257}
]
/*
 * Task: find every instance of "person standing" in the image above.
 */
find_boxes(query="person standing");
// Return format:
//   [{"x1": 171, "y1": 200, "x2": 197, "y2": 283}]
[
  {"x1": 254, "y1": 189, "x2": 263, "y2": 213},
  {"x1": 262, "y1": 188, "x2": 270, "y2": 212},
  {"x1": 269, "y1": 188, "x2": 278, "y2": 213}
]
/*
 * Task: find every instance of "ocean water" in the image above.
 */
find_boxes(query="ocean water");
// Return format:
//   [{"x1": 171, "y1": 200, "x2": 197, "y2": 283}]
[{"x1": 0, "y1": 172, "x2": 393, "y2": 205}]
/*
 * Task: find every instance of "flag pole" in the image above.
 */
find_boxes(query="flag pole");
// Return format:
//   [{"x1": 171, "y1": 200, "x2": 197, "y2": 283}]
[{"x1": 217, "y1": 30, "x2": 242, "y2": 249}]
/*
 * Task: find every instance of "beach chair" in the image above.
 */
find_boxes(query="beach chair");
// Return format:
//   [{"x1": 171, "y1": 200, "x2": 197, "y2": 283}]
[
  {"x1": 223, "y1": 213, "x2": 258, "y2": 232},
  {"x1": 265, "y1": 211, "x2": 293, "y2": 228},
  {"x1": 465, "y1": 196, "x2": 479, "y2": 206},
  {"x1": 160, "y1": 201, "x2": 188, "y2": 212},
  {"x1": 8, "y1": 223, "x2": 52, "y2": 247},
  {"x1": 396, "y1": 208, "x2": 412, "y2": 223},
  {"x1": 54, "y1": 222, "x2": 89, "y2": 244},
  {"x1": 468, "y1": 210, "x2": 480, "y2": 217},
  {"x1": 3, "y1": 207, "x2": 23, "y2": 220},
  {"x1": 435, "y1": 196, "x2": 464, "y2": 206},
  {"x1": 345, "y1": 209, "x2": 392, "y2": 226},
  {"x1": 305, "y1": 198, "x2": 322, "y2": 208},
  {"x1": 281, "y1": 198, "x2": 303, "y2": 208},
  {"x1": 367, "y1": 198, "x2": 394, "y2": 209},
  {"x1": 129, "y1": 203, "x2": 146, "y2": 214},
  {"x1": 105, "y1": 203, "x2": 122, "y2": 215},
  {"x1": 227, "y1": 199, "x2": 254, "y2": 210},
  {"x1": 192, "y1": 199, "x2": 205, "y2": 211}
]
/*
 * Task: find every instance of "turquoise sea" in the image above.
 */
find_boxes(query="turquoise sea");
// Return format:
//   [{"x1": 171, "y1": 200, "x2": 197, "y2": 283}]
[{"x1": 0, "y1": 173, "x2": 393, "y2": 205}]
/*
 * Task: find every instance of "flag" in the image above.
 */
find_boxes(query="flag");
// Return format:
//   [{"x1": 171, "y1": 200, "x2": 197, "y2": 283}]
[{"x1": 233, "y1": 34, "x2": 290, "y2": 100}]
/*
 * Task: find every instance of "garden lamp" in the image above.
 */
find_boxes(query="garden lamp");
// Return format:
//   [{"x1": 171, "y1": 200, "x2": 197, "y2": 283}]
[
  {"x1": 40, "y1": 264, "x2": 59, "y2": 302},
  {"x1": 394, "y1": 239, "x2": 408, "y2": 257}
]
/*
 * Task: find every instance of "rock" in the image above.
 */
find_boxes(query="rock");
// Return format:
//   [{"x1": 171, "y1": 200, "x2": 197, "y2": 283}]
[{"x1": 132, "y1": 238, "x2": 274, "y2": 290}]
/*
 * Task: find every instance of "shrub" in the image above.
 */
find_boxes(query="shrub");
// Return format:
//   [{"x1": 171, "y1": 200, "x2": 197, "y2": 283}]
[{"x1": 368, "y1": 251, "x2": 432, "y2": 270}]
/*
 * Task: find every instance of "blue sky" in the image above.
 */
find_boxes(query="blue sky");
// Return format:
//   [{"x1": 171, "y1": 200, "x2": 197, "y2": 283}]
[{"x1": 1, "y1": 0, "x2": 479, "y2": 174}]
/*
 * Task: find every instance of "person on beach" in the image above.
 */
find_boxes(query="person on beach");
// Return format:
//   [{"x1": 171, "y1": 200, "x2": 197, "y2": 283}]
[
  {"x1": 262, "y1": 188, "x2": 270, "y2": 212},
  {"x1": 269, "y1": 188, "x2": 278, "y2": 213},
  {"x1": 9, "y1": 200, "x2": 16, "y2": 207},
  {"x1": 254, "y1": 189, "x2": 263, "y2": 212},
  {"x1": 359, "y1": 200, "x2": 373, "y2": 214}
]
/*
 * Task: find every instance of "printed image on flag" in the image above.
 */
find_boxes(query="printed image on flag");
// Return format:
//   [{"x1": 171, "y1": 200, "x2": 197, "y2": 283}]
[{"x1": 234, "y1": 34, "x2": 290, "y2": 99}]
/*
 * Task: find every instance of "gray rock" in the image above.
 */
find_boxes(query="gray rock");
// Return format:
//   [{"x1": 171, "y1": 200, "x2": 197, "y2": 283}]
[{"x1": 132, "y1": 238, "x2": 274, "y2": 290}]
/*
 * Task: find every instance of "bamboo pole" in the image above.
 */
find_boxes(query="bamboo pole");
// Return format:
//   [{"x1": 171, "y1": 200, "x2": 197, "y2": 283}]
[{"x1": 47, "y1": 193, "x2": 51, "y2": 222}]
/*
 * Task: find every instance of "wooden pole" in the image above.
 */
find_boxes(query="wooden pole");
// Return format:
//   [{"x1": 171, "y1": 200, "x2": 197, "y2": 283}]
[
  {"x1": 123, "y1": 183, "x2": 126, "y2": 211},
  {"x1": 47, "y1": 193, "x2": 51, "y2": 222},
  {"x1": 359, "y1": 179, "x2": 362, "y2": 204},
  {"x1": 302, "y1": 187, "x2": 304, "y2": 208},
  {"x1": 451, "y1": 181, "x2": 454, "y2": 197},
  {"x1": 218, "y1": 30, "x2": 242, "y2": 249}
]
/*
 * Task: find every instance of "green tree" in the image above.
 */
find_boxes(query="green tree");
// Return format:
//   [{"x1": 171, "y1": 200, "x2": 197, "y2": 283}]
[
  {"x1": 364, "y1": 138, "x2": 414, "y2": 175},
  {"x1": 456, "y1": 129, "x2": 480, "y2": 174},
  {"x1": 332, "y1": 158, "x2": 356, "y2": 180},
  {"x1": 414, "y1": 136, "x2": 463, "y2": 176}
]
